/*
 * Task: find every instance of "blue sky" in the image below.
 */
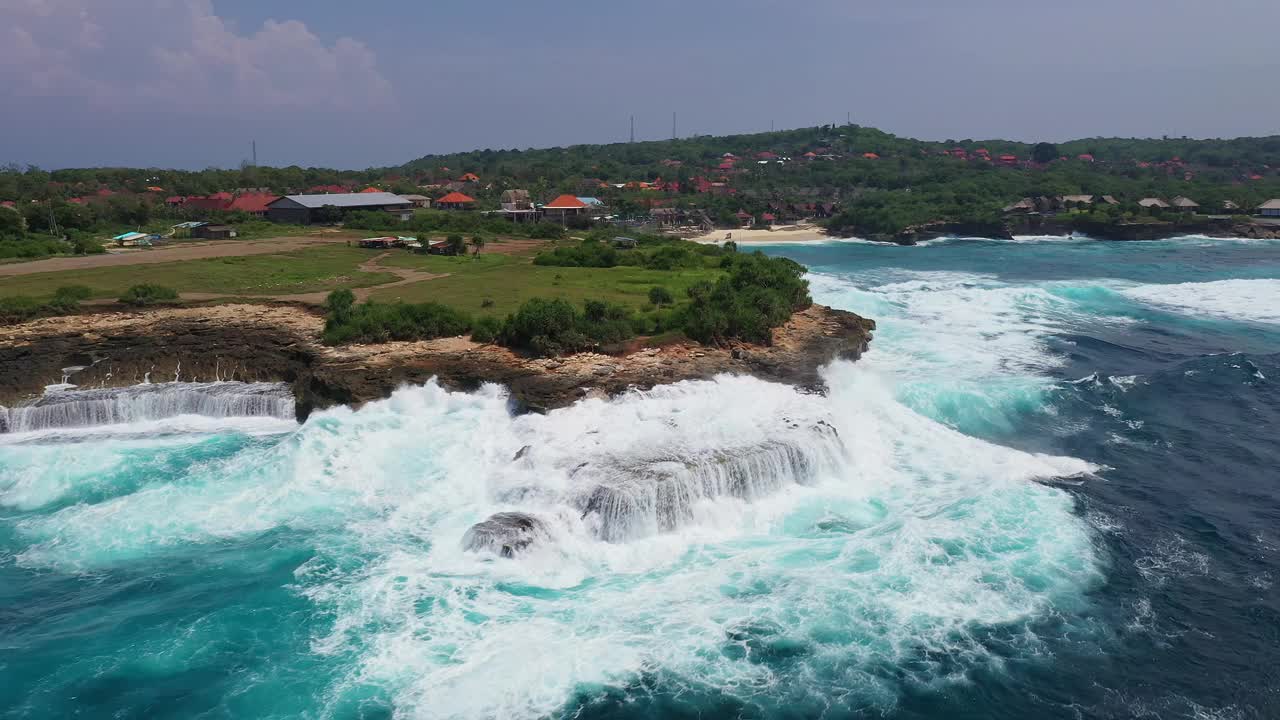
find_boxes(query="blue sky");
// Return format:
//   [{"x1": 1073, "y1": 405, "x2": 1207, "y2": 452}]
[{"x1": 3, "y1": 0, "x2": 1278, "y2": 169}]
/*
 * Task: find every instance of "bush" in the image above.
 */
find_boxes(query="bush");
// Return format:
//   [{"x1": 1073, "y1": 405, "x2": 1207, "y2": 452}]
[
  {"x1": 53, "y1": 285, "x2": 92, "y2": 303},
  {"x1": 681, "y1": 252, "x2": 811, "y2": 346},
  {"x1": 119, "y1": 284, "x2": 179, "y2": 306},
  {"x1": 72, "y1": 238, "x2": 106, "y2": 255},
  {"x1": 498, "y1": 297, "x2": 585, "y2": 356},
  {"x1": 0, "y1": 285, "x2": 92, "y2": 325},
  {"x1": 470, "y1": 315, "x2": 502, "y2": 343},
  {"x1": 0, "y1": 296, "x2": 46, "y2": 325},
  {"x1": 322, "y1": 298, "x2": 471, "y2": 345},
  {"x1": 648, "y1": 286, "x2": 674, "y2": 306}
]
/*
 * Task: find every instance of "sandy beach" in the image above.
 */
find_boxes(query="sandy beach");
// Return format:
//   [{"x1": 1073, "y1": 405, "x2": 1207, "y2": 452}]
[{"x1": 689, "y1": 224, "x2": 828, "y2": 244}]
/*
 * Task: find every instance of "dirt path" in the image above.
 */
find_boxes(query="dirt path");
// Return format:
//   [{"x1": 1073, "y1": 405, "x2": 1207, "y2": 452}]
[
  {"x1": 0, "y1": 234, "x2": 352, "y2": 277},
  {"x1": 179, "y1": 251, "x2": 450, "y2": 305}
]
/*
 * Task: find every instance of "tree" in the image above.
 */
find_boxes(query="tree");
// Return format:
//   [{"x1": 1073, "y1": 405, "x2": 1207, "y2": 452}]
[
  {"x1": 1031, "y1": 142, "x2": 1059, "y2": 165},
  {"x1": 0, "y1": 206, "x2": 25, "y2": 239},
  {"x1": 648, "y1": 286, "x2": 674, "y2": 306},
  {"x1": 469, "y1": 235, "x2": 486, "y2": 256},
  {"x1": 446, "y1": 234, "x2": 467, "y2": 256}
]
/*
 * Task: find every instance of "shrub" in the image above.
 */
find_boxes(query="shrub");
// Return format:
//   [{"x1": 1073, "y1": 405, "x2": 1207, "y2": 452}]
[
  {"x1": 53, "y1": 285, "x2": 92, "y2": 303},
  {"x1": 323, "y1": 289, "x2": 356, "y2": 323},
  {"x1": 322, "y1": 300, "x2": 471, "y2": 345},
  {"x1": 445, "y1": 234, "x2": 467, "y2": 256},
  {"x1": 119, "y1": 284, "x2": 179, "y2": 306},
  {"x1": 681, "y1": 252, "x2": 811, "y2": 346},
  {"x1": 0, "y1": 296, "x2": 45, "y2": 325},
  {"x1": 72, "y1": 238, "x2": 106, "y2": 255},
  {"x1": 648, "y1": 286, "x2": 674, "y2": 306},
  {"x1": 470, "y1": 315, "x2": 502, "y2": 343},
  {"x1": 0, "y1": 286, "x2": 91, "y2": 325},
  {"x1": 499, "y1": 297, "x2": 584, "y2": 356},
  {"x1": 480, "y1": 298, "x2": 495, "y2": 308},
  {"x1": 529, "y1": 222, "x2": 566, "y2": 240}
]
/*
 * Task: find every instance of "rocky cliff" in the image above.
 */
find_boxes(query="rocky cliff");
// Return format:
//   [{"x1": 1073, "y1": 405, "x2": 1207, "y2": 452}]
[{"x1": 0, "y1": 303, "x2": 875, "y2": 418}]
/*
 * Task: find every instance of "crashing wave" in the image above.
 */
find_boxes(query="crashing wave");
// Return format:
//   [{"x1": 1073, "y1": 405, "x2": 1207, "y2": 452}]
[
  {"x1": 0, "y1": 381, "x2": 296, "y2": 433},
  {"x1": 573, "y1": 426, "x2": 842, "y2": 542}
]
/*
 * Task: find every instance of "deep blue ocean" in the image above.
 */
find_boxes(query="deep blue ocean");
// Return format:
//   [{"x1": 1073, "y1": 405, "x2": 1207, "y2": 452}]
[{"x1": 2, "y1": 235, "x2": 1278, "y2": 719}]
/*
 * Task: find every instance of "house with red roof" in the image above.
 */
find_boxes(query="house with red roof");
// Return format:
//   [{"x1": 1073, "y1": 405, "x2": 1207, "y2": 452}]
[
  {"x1": 541, "y1": 194, "x2": 587, "y2": 223},
  {"x1": 998, "y1": 154, "x2": 1018, "y2": 166},
  {"x1": 307, "y1": 184, "x2": 350, "y2": 194},
  {"x1": 756, "y1": 151, "x2": 779, "y2": 161},
  {"x1": 436, "y1": 191, "x2": 476, "y2": 210},
  {"x1": 360, "y1": 187, "x2": 382, "y2": 193},
  {"x1": 184, "y1": 192, "x2": 234, "y2": 212},
  {"x1": 1077, "y1": 154, "x2": 1095, "y2": 162},
  {"x1": 862, "y1": 152, "x2": 880, "y2": 160},
  {"x1": 458, "y1": 173, "x2": 480, "y2": 183},
  {"x1": 228, "y1": 193, "x2": 280, "y2": 216}
]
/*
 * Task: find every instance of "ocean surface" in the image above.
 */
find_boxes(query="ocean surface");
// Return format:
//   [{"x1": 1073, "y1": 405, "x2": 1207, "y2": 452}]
[{"x1": 2, "y1": 235, "x2": 1278, "y2": 719}]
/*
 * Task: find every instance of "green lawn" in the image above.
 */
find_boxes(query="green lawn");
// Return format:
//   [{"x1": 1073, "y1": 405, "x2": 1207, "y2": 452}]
[
  {"x1": 0, "y1": 246, "x2": 397, "y2": 299},
  {"x1": 369, "y1": 253, "x2": 722, "y2": 317}
]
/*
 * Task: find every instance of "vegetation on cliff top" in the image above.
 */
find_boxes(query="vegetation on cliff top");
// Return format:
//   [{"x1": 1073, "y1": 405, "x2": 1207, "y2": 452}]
[{"x1": 319, "y1": 247, "x2": 812, "y2": 355}]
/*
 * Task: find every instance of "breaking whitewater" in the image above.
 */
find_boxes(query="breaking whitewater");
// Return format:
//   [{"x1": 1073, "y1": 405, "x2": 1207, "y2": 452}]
[{"x1": 2, "y1": 234, "x2": 1278, "y2": 719}]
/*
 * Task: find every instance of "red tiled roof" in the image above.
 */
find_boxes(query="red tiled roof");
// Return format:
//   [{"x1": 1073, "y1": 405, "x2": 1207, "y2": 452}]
[
  {"x1": 862, "y1": 152, "x2": 880, "y2": 159},
  {"x1": 544, "y1": 194, "x2": 586, "y2": 209},
  {"x1": 228, "y1": 193, "x2": 279, "y2": 213},
  {"x1": 459, "y1": 173, "x2": 480, "y2": 182},
  {"x1": 165, "y1": 196, "x2": 185, "y2": 204},
  {"x1": 68, "y1": 197, "x2": 86, "y2": 205},
  {"x1": 1, "y1": 201, "x2": 15, "y2": 208},
  {"x1": 307, "y1": 184, "x2": 349, "y2": 194},
  {"x1": 437, "y1": 192, "x2": 475, "y2": 204},
  {"x1": 183, "y1": 195, "x2": 234, "y2": 211},
  {"x1": 360, "y1": 187, "x2": 382, "y2": 193}
]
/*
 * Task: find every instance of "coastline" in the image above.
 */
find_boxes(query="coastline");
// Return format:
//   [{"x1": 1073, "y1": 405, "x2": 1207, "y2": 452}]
[
  {"x1": 691, "y1": 219, "x2": 1280, "y2": 246},
  {"x1": 0, "y1": 303, "x2": 875, "y2": 423}
]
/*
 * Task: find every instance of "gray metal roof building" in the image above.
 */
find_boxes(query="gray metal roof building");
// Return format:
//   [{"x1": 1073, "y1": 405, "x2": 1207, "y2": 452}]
[{"x1": 266, "y1": 192, "x2": 413, "y2": 224}]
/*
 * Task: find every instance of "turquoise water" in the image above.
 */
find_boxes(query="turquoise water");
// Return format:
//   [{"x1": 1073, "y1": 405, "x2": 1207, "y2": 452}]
[{"x1": 2, "y1": 235, "x2": 1278, "y2": 719}]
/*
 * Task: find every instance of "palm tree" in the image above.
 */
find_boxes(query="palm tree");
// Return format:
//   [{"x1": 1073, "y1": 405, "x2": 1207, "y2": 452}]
[{"x1": 469, "y1": 235, "x2": 486, "y2": 256}]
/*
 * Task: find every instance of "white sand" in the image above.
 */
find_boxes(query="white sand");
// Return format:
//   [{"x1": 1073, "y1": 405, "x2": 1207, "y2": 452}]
[{"x1": 688, "y1": 224, "x2": 829, "y2": 244}]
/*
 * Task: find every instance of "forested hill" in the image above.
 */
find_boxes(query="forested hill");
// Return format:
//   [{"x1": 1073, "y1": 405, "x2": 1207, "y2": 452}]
[
  {"x1": 396, "y1": 125, "x2": 1280, "y2": 182},
  {"x1": 4, "y1": 125, "x2": 1280, "y2": 239}
]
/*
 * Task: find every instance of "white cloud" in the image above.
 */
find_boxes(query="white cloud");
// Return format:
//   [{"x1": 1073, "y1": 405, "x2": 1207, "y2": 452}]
[{"x1": 0, "y1": 0, "x2": 394, "y2": 111}]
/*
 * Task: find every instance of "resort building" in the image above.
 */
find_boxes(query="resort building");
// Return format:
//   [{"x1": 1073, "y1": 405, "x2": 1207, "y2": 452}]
[
  {"x1": 1259, "y1": 199, "x2": 1280, "y2": 218},
  {"x1": 435, "y1": 192, "x2": 477, "y2": 210},
  {"x1": 1170, "y1": 196, "x2": 1200, "y2": 212},
  {"x1": 541, "y1": 194, "x2": 588, "y2": 223},
  {"x1": 1138, "y1": 198, "x2": 1171, "y2": 209}
]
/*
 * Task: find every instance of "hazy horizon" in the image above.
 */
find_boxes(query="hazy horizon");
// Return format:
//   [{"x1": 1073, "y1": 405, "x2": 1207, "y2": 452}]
[{"x1": 4, "y1": 0, "x2": 1279, "y2": 170}]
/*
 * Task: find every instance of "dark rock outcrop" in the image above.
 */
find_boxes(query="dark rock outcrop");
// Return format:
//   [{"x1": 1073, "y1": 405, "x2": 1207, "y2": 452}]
[{"x1": 461, "y1": 512, "x2": 550, "y2": 558}]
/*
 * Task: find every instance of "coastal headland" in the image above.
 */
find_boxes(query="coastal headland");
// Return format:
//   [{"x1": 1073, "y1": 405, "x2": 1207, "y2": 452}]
[{"x1": 0, "y1": 302, "x2": 874, "y2": 421}]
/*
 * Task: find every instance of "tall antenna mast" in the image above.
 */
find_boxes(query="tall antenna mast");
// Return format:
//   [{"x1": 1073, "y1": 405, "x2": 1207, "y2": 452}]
[
  {"x1": 252, "y1": 140, "x2": 257, "y2": 166},
  {"x1": 630, "y1": 115, "x2": 635, "y2": 143},
  {"x1": 672, "y1": 112, "x2": 677, "y2": 140}
]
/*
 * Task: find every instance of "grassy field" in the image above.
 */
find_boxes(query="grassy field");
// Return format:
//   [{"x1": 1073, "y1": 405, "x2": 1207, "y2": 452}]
[
  {"x1": 368, "y1": 251, "x2": 722, "y2": 317},
  {"x1": 0, "y1": 245, "x2": 396, "y2": 299}
]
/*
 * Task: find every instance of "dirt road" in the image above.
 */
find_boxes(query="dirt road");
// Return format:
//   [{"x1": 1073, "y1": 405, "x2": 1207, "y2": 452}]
[{"x1": 0, "y1": 234, "x2": 352, "y2": 277}]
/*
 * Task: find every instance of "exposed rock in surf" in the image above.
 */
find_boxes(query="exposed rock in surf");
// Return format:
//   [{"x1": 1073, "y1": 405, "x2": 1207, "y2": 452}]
[
  {"x1": 0, "y1": 303, "x2": 874, "y2": 420},
  {"x1": 461, "y1": 512, "x2": 550, "y2": 558}
]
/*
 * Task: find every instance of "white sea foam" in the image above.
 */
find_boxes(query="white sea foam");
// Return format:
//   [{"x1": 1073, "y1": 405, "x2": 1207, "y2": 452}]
[
  {"x1": 1122, "y1": 278, "x2": 1280, "y2": 325},
  {"x1": 6, "y1": 365, "x2": 1103, "y2": 719}
]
